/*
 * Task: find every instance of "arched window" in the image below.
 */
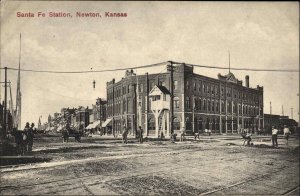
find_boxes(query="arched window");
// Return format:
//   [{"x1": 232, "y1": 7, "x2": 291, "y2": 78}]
[
  {"x1": 173, "y1": 117, "x2": 180, "y2": 130},
  {"x1": 148, "y1": 118, "x2": 155, "y2": 130}
]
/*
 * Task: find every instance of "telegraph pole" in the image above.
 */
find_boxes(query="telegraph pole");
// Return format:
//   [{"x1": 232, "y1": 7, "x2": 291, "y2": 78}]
[
  {"x1": 291, "y1": 107, "x2": 293, "y2": 119},
  {"x1": 3, "y1": 67, "x2": 7, "y2": 139}
]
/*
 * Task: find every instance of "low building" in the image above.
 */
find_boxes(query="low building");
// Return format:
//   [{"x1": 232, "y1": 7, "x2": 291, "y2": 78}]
[{"x1": 264, "y1": 114, "x2": 298, "y2": 134}]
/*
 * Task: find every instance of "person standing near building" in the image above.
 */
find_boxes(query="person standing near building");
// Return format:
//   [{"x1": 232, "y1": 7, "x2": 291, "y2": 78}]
[
  {"x1": 180, "y1": 127, "x2": 186, "y2": 142},
  {"x1": 122, "y1": 126, "x2": 128, "y2": 144},
  {"x1": 27, "y1": 123, "x2": 35, "y2": 153},
  {"x1": 21, "y1": 122, "x2": 30, "y2": 155},
  {"x1": 138, "y1": 126, "x2": 144, "y2": 143},
  {"x1": 272, "y1": 126, "x2": 279, "y2": 148},
  {"x1": 283, "y1": 125, "x2": 291, "y2": 145},
  {"x1": 194, "y1": 129, "x2": 200, "y2": 141}
]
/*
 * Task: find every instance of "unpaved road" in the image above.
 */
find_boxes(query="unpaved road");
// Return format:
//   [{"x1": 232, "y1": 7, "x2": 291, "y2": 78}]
[{"x1": 0, "y1": 135, "x2": 299, "y2": 195}]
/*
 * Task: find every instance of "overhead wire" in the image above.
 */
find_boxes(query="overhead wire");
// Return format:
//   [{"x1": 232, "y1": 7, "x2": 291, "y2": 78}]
[
  {"x1": 1, "y1": 61, "x2": 169, "y2": 74},
  {"x1": 0, "y1": 61, "x2": 298, "y2": 73}
]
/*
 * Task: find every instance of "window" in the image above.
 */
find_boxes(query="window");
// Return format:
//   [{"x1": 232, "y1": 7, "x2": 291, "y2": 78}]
[
  {"x1": 221, "y1": 101, "x2": 225, "y2": 113},
  {"x1": 174, "y1": 97, "x2": 180, "y2": 108},
  {"x1": 203, "y1": 99, "x2": 207, "y2": 110},
  {"x1": 212, "y1": 101, "x2": 215, "y2": 112},
  {"x1": 194, "y1": 81, "x2": 197, "y2": 91},
  {"x1": 173, "y1": 118, "x2": 180, "y2": 130},
  {"x1": 221, "y1": 87, "x2": 224, "y2": 97},
  {"x1": 194, "y1": 97, "x2": 197, "y2": 109},
  {"x1": 186, "y1": 97, "x2": 190, "y2": 109},
  {"x1": 161, "y1": 81, "x2": 166, "y2": 87},
  {"x1": 203, "y1": 83, "x2": 206, "y2": 93},
  {"x1": 148, "y1": 118, "x2": 155, "y2": 130},
  {"x1": 233, "y1": 103, "x2": 236, "y2": 113},
  {"x1": 174, "y1": 80, "x2": 178, "y2": 90},
  {"x1": 227, "y1": 89, "x2": 231, "y2": 97},
  {"x1": 199, "y1": 81, "x2": 202, "y2": 92},
  {"x1": 138, "y1": 84, "x2": 143, "y2": 93},
  {"x1": 216, "y1": 101, "x2": 219, "y2": 112},
  {"x1": 186, "y1": 81, "x2": 190, "y2": 89},
  {"x1": 208, "y1": 100, "x2": 211, "y2": 111},
  {"x1": 199, "y1": 99, "x2": 202, "y2": 110},
  {"x1": 212, "y1": 85, "x2": 214, "y2": 95}
]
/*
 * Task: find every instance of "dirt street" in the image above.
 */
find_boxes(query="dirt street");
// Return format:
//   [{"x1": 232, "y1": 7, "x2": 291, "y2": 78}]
[{"x1": 0, "y1": 135, "x2": 299, "y2": 195}]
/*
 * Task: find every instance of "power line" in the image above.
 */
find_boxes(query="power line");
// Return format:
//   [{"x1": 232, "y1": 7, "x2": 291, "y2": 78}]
[
  {"x1": 0, "y1": 61, "x2": 298, "y2": 73},
  {"x1": 184, "y1": 62, "x2": 298, "y2": 72},
  {"x1": 1, "y1": 61, "x2": 168, "y2": 74}
]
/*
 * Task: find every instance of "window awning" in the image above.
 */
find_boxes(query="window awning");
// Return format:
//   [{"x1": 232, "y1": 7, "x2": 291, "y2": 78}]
[
  {"x1": 85, "y1": 123, "x2": 94, "y2": 129},
  {"x1": 91, "y1": 120, "x2": 101, "y2": 128},
  {"x1": 86, "y1": 120, "x2": 104, "y2": 129},
  {"x1": 102, "y1": 118, "x2": 112, "y2": 128}
]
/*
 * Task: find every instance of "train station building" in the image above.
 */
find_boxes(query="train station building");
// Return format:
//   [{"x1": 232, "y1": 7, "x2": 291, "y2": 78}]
[{"x1": 105, "y1": 62, "x2": 264, "y2": 137}]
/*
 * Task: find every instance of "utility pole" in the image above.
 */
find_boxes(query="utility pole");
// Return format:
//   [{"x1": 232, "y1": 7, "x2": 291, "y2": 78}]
[
  {"x1": 270, "y1": 101, "x2": 272, "y2": 115},
  {"x1": 3, "y1": 67, "x2": 7, "y2": 139},
  {"x1": 291, "y1": 107, "x2": 293, "y2": 119},
  {"x1": 282, "y1": 105, "x2": 284, "y2": 116},
  {"x1": 167, "y1": 61, "x2": 174, "y2": 136}
]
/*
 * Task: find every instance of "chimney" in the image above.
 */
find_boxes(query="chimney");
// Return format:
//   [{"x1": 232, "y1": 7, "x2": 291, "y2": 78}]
[{"x1": 245, "y1": 75, "x2": 249, "y2": 88}]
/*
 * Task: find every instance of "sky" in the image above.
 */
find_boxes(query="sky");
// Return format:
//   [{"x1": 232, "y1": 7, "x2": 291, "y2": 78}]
[{"x1": 0, "y1": 1, "x2": 299, "y2": 127}]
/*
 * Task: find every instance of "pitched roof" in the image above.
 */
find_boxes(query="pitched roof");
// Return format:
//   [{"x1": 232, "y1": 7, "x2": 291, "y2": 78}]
[{"x1": 156, "y1": 85, "x2": 171, "y2": 95}]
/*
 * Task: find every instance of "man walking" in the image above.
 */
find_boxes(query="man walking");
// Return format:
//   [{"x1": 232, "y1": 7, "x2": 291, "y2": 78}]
[
  {"x1": 272, "y1": 126, "x2": 279, "y2": 148},
  {"x1": 180, "y1": 127, "x2": 186, "y2": 142},
  {"x1": 122, "y1": 126, "x2": 128, "y2": 144},
  {"x1": 283, "y1": 125, "x2": 291, "y2": 145},
  {"x1": 21, "y1": 122, "x2": 30, "y2": 155}
]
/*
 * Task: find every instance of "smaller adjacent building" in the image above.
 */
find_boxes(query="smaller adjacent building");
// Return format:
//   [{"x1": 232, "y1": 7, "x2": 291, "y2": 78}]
[{"x1": 264, "y1": 114, "x2": 298, "y2": 134}]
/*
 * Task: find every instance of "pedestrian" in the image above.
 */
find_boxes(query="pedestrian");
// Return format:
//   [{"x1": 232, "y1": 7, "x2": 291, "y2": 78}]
[
  {"x1": 208, "y1": 129, "x2": 212, "y2": 136},
  {"x1": 122, "y1": 126, "x2": 128, "y2": 144},
  {"x1": 138, "y1": 126, "x2": 144, "y2": 143},
  {"x1": 283, "y1": 125, "x2": 291, "y2": 145},
  {"x1": 272, "y1": 126, "x2": 279, "y2": 148},
  {"x1": 194, "y1": 129, "x2": 200, "y2": 141},
  {"x1": 160, "y1": 131, "x2": 164, "y2": 140},
  {"x1": 21, "y1": 122, "x2": 30, "y2": 155},
  {"x1": 14, "y1": 128, "x2": 22, "y2": 155},
  {"x1": 27, "y1": 123, "x2": 35, "y2": 152},
  {"x1": 180, "y1": 127, "x2": 186, "y2": 142}
]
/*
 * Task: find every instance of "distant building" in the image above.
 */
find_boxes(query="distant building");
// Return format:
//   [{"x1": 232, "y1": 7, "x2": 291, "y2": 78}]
[
  {"x1": 75, "y1": 106, "x2": 92, "y2": 128},
  {"x1": 106, "y1": 62, "x2": 264, "y2": 137},
  {"x1": 264, "y1": 114, "x2": 298, "y2": 134},
  {"x1": 92, "y1": 98, "x2": 107, "y2": 122}
]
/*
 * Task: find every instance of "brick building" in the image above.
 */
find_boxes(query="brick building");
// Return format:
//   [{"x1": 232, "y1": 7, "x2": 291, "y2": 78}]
[{"x1": 106, "y1": 62, "x2": 264, "y2": 137}]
